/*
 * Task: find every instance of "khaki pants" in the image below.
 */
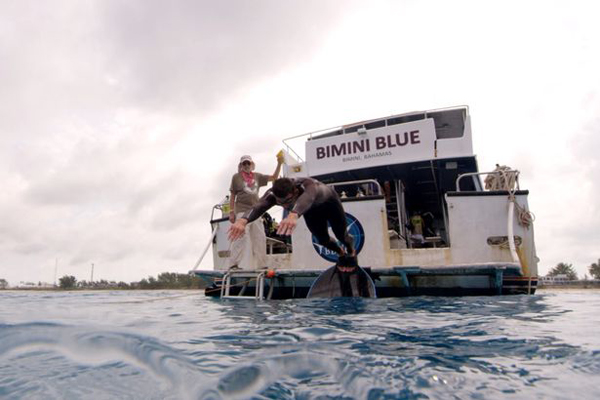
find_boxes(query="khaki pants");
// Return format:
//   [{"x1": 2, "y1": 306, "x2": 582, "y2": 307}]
[{"x1": 229, "y1": 213, "x2": 267, "y2": 270}]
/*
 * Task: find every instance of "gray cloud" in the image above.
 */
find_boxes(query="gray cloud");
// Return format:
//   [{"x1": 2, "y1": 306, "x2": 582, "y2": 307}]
[
  {"x1": 0, "y1": 1, "x2": 358, "y2": 285},
  {"x1": 1, "y1": 0, "x2": 354, "y2": 141},
  {"x1": 567, "y1": 110, "x2": 600, "y2": 249},
  {"x1": 97, "y1": 0, "x2": 350, "y2": 114},
  {"x1": 574, "y1": 115, "x2": 600, "y2": 190},
  {"x1": 536, "y1": 101, "x2": 600, "y2": 275}
]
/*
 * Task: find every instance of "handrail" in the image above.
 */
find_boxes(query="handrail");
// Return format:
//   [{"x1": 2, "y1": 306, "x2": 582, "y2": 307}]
[
  {"x1": 220, "y1": 271, "x2": 266, "y2": 300},
  {"x1": 326, "y1": 179, "x2": 383, "y2": 196},
  {"x1": 281, "y1": 142, "x2": 304, "y2": 164},
  {"x1": 266, "y1": 237, "x2": 291, "y2": 254},
  {"x1": 211, "y1": 195, "x2": 230, "y2": 220},
  {"x1": 191, "y1": 226, "x2": 219, "y2": 271},
  {"x1": 282, "y1": 126, "x2": 342, "y2": 164},
  {"x1": 455, "y1": 170, "x2": 520, "y2": 192}
]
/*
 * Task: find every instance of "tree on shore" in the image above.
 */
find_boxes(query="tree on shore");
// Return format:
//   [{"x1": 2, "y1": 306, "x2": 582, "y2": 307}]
[
  {"x1": 137, "y1": 273, "x2": 204, "y2": 289},
  {"x1": 589, "y1": 259, "x2": 600, "y2": 280},
  {"x1": 20, "y1": 272, "x2": 204, "y2": 290},
  {"x1": 548, "y1": 262, "x2": 578, "y2": 280},
  {"x1": 59, "y1": 275, "x2": 77, "y2": 289},
  {"x1": 0, "y1": 278, "x2": 8, "y2": 289}
]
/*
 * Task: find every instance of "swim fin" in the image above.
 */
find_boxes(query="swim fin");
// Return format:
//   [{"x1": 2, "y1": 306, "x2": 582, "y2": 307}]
[{"x1": 306, "y1": 256, "x2": 376, "y2": 298}]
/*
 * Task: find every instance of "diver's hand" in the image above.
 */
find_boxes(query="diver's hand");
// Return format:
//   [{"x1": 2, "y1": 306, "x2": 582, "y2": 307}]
[
  {"x1": 277, "y1": 212, "x2": 298, "y2": 236},
  {"x1": 228, "y1": 218, "x2": 248, "y2": 241}
]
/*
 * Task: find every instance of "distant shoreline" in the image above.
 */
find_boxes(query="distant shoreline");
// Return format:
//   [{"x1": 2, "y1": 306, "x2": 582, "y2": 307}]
[
  {"x1": 538, "y1": 282, "x2": 600, "y2": 290},
  {"x1": 0, "y1": 288, "x2": 203, "y2": 292},
  {"x1": 538, "y1": 286, "x2": 600, "y2": 290}
]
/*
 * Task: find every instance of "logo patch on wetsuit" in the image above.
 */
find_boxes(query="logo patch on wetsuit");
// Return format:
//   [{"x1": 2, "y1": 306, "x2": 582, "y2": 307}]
[{"x1": 311, "y1": 212, "x2": 365, "y2": 262}]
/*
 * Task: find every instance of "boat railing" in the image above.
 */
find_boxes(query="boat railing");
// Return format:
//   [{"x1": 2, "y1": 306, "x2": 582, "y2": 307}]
[
  {"x1": 210, "y1": 196, "x2": 230, "y2": 221},
  {"x1": 192, "y1": 197, "x2": 230, "y2": 272},
  {"x1": 327, "y1": 179, "x2": 383, "y2": 198},
  {"x1": 282, "y1": 126, "x2": 341, "y2": 163},
  {"x1": 455, "y1": 170, "x2": 520, "y2": 192}
]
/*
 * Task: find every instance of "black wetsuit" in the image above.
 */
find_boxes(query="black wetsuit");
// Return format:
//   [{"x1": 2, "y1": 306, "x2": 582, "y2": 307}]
[{"x1": 243, "y1": 177, "x2": 354, "y2": 255}]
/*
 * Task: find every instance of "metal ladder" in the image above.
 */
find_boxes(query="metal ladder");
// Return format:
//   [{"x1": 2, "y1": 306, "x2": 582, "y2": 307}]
[{"x1": 220, "y1": 270, "x2": 267, "y2": 300}]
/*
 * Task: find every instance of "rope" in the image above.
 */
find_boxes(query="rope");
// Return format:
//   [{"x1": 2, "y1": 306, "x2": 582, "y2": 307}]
[
  {"x1": 487, "y1": 165, "x2": 534, "y2": 289},
  {"x1": 504, "y1": 170, "x2": 534, "y2": 229},
  {"x1": 513, "y1": 199, "x2": 535, "y2": 227},
  {"x1": 486, "y1": 165, "x2": 535, "y2": 229},
  {"x1": 484, "y1": 165, "x2": 518, "y2": 191},
  {"x1": 191, "y1": 226, "x2": 219, "y2": 271}
]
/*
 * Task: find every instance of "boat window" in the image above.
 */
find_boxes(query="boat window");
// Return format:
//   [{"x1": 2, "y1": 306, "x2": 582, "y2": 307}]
[
  {"x1": 310, "y1": 129, "x2": 343, "y2": 140},
  {"x1": 365, "y1": 120, "x2": 386, "y2": 130},
  {"x1": 344, "y1": 119, "x2": 385, "y2": 134},
  {"x1": 428, "y1": 109, "x2": 466, "y2": 139},
  {"x1": 344, "y1": 125, "x2": 363, "y2": 133},
  {"x1": 386, "y1": 113, "x2": 425, "y2": 126}
]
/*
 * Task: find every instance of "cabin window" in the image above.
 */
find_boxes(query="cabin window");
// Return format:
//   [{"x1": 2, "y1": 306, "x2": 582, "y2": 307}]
[
  {"x1": 365, "y1": 120, "x2": 386, "y2": 130},
  {"x1": 344, "y1": 125, "x2": 363, "y2": 134},
  {"x1": 428, "y1": 109, "x2": 466, "y2": 139},
  {"x1": 310, "y1": 129, "x2": 343, "y2": 140},
  {"x1": 386, "y1": 113, "x2": 425, "y2": 126}
]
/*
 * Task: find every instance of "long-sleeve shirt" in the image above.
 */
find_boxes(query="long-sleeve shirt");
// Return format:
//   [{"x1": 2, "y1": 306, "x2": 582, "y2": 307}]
[{"x1": 243, "y1": 177, "x2": 337, "y2": 222}]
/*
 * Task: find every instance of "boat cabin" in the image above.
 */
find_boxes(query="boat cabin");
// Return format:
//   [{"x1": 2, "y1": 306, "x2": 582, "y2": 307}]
[{"x1": 197, "y1": 106, "x2": 538, "y2": 298}]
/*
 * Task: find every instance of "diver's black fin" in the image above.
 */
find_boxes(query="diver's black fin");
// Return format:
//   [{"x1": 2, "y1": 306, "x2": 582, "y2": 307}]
[{"x1": 306, "y1": 258, "x2": 376, "y2": 298}]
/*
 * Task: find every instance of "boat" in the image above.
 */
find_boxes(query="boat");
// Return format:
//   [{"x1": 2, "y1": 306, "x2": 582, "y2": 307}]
[{"x1": 191, "y1": 106, "x2": 539, "y2": 299}]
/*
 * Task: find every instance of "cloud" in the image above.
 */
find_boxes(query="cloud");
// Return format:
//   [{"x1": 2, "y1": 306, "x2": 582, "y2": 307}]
[
  {"x1": 0, "y1": 0, "x2": 356, "y2": 142},
  {"x1": 0, "y1": 0, "x2": 360, "y2": 285},
  {"x1": 95, "y1": 0, "x2": 356, "y2": 115},
  {"x1": 531, "y1": 99, "x2": 600, "y2": 276},
  {"x1": 566, "y1": 110, "x2": 600, "y2": 264}
]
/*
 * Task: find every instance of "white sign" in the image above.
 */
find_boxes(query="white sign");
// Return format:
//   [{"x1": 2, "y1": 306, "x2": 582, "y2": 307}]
[{"x1": 305, "y1": 118, "x2": 436, "y2": 176}]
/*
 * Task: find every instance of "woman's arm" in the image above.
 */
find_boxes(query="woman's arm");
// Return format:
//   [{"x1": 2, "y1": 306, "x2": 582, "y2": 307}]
[{"x1": 268, "y1": 155, "x2": 284, "y2": 182}]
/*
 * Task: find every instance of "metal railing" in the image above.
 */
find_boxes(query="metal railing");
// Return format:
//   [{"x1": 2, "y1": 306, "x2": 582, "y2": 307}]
[
  {"x1": 220, "y1": 271, "x2": 267, "y2": 300},
  {"x1": 455, "y1": 170, "x2": 520, "y2": 192},
  {"x1": 326, "y1": 179, "x2": 382, "y2": 197}
]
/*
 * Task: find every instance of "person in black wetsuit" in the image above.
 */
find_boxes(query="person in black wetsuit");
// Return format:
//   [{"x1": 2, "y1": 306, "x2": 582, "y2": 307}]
[{"x1": 228, "y1": 177, "x2": 356, "y2": 269}]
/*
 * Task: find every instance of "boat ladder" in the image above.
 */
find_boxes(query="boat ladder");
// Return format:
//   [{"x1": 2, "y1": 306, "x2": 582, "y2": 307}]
[{"x1": 220, "y1": 270, "x2": 267, "y2": 300}]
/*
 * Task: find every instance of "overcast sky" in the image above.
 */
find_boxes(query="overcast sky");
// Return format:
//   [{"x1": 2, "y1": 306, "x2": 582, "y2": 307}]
[{"x1": 1, "y1": 0, "x2": 599, "y2": 285}]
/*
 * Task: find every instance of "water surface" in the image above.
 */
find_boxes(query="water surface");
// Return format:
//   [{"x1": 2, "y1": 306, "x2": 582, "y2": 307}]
[{"x1": 1, "y1": 290, "x2": 599, "y2": 399}]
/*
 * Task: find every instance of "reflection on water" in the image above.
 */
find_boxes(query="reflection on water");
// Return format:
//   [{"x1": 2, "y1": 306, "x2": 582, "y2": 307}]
[{"x1": 1, "y1": 290, "x2": 599, "y2": 399}]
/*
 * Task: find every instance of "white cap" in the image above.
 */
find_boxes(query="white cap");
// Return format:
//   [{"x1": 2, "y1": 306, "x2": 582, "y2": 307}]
[{"x1": 238, "y1": 155, "x2": 255, "y2": 171}]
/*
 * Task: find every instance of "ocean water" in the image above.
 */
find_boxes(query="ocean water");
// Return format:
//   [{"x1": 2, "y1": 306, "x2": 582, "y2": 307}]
[{"x1": 1, "y1": 290, "x2": 599, "y2": 399}]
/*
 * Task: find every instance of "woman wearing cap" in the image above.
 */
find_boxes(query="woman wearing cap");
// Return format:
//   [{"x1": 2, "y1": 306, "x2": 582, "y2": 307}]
[{"x1": 228, "y1": 154, "x2": 283, "y2": 269}]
